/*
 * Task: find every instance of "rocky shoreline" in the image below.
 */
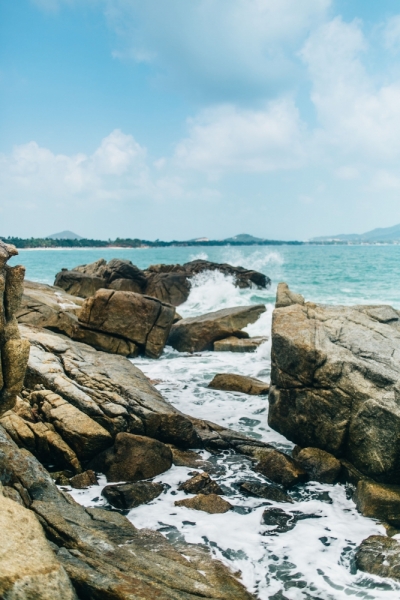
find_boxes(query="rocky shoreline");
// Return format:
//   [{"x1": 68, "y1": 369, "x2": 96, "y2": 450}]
[{"x1": 2, "y1": 243, "x2": 400, "y2": 597}]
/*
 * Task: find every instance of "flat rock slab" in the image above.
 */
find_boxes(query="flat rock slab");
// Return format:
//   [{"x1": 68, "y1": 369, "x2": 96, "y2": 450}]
[
  {"x1": 213, "y1": 336, "x2": 268, "y2": 352},
  {"x1": 102, "y1": 481, "x2": 164, "y2": 509},
  {"x1": 168, "y1": 304, "x2": 266, "y2": 353},
  {"x1": 269, "y1": 283, "x2": 400, "y2": 484},
  {"x1": 208, "y1": 373, "x2": 270, "y2": 395},
  {"x1": 175, "y1": 493, "x2": 232, "y2": 514}
]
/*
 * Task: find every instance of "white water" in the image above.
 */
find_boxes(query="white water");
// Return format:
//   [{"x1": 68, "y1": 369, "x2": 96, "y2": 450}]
[{"x1": 67, "y1": 261, "x2": 400, "y2": 599}]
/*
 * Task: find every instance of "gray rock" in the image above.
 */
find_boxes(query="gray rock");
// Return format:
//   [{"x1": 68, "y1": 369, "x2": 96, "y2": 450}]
[
  {"x1": 269, "y1": 283, "x2": 400, "y2": 484},
  {"x1": 54, "y1": 270, "x2": 105, "y2": 298},
  {"x1": 168, "y1": 304, "x2": 266, "y2": 353},
  {"x1": 102, "y1": 481, "x2": 164, "y2": 509}
]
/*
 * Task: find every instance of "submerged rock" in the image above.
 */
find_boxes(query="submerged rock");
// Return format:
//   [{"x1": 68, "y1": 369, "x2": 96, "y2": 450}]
[
  {"x1": 213, "y1": 336, "x2": 268, "y2": 352},
  {"x1": 90, "y1": 432, "x2": 173, "y2": 482},
  {"x1": 239, "y1": 481, "x2": 293, "y2": 503},
  {"x1": 178, "y1": 472, "x2": 223, "y2": 495},
  {"x1": 102, "y1": 481, "x2": 164, "y2": 509},
  {"x1": 269, "y1": 283, "x2": 400, "y2": 484},
  {"x1": 262, "y1": 507, "x2": 297, "y2": 533},
  {"x1": 168, "y1": 304, "x2": 266, "y2": 353},
  {"x1": 175, "y1": 493, "x2": 232, "y2": 514},
  {"x1": 294, "y1": 447, "x2": 342, "y2": 484},
  {"x1": 208, "y1": 373, "x2": 270, "y2": 395}
]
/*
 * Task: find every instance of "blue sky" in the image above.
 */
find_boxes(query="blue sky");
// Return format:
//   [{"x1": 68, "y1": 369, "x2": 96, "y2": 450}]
[{"x1": 2, "y1": 0, "x2": 400, "y2": 240}]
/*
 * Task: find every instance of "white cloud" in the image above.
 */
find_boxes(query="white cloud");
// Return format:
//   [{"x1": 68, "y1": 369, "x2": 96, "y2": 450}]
[
  {"x1": 174, "y1": 98, "x2": 306, "y2": 175},
  {"x1": 383, "y1": 15, "x2": 400, "y2": 52}
]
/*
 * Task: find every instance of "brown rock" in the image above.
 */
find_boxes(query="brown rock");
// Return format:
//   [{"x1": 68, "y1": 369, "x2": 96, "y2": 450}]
[
  {"x1": 90, "y1": 433, "x2": 172, "y2": 482},
  {"x1": 175, "y1": 493, "x2": 232, "y2": 514},
  {"x1": 178, "y1": 472, "x2": 223, "y2": 495},
  {"x1": 102, "y1": 481, "x2": 164, "y2": 509},
  {"x1": 0, "y1": 490, "x2": 77, "y2": 599},
  {"x1": 275, "y1": 282, "x2": 305, "y2": 308},
  {"x1": 32, "y1": 389, "x2": 113, "y2": 461},
  {"x1": 208, "y1": 373, "x2": 270, "y2": 395},
  {"x1": 295, "y1": 447, "x2": 342, "y2": 484},
  {"x1": 168, "y1": 304, "x2": 266, "y2": 353},
  {"x1": 78, "y1": 289, "x2": 175, "y2": 358},
  {"x1": 69, "y1": 470, "x2": 97, "y2": 489},
  {"x1": 214, "y1": 336, "x2": 268, "y2": 352},
  {"x1": 355, "y1": 480, "x2": 400, "y2": 525},
  {"x1": 255, "y1": 449, "x2": 308, "y2": 488},
  {"x1": 168, "y1": 445, "x2": 212, "y2": 469},
  {"x1": 54, "y1": 269, "x2": 105, "y2": 298},
  {"x1": 356, "y1": 535, "x2": 400, "y2": 581}
]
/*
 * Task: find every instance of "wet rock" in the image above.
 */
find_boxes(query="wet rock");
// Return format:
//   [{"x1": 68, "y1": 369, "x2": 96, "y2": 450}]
[
  {"x1": 355, "y1": 480, "x2": 400, "y2": 525},
  {"x1": 262, "y1": 507, "x2": 296, "y2": 533},
  {"x1": 168, "y1": 445, "x2": 212, "y2": 470},
  {"x1": 102, "y1": 481, "x2": 164, "y2": 509},
  {"x1": 295, "y1": 447, "x2": 342, "y2": 484},
  {"x1": 0, "y1": 488, "x2": 77, "y2": 599},
  {"x1": 255, "y1": 449, "x2": 308, "y2": 488},
  {"x1": 213, "y1": 336, "x2": 268, "y2": 352},
  {"x1": 32, "y1": 389, "x2": 113, "y2": 461},
  {"x1": 178, "y1": 472, "x2": 223, "y2": 495},
  {"x1": 269, "y1": 283, "x2": 400, "y2": 484},
  {"x1": 339, "y1": 459, "x2": 372, "y2": 486},
  {"x1": 208, "y1": 373, "x2": 270, "y2": 395},
  {"x1": 78, "y1": 289, "x2": 175, "y2": 358},
  {"x1": 0, "y1": 242, "x2": 30, "y2": 416},
  {"x1": 168, "y1": 304, "x2": 266, "y2": 353},
  {"x1": 239, "y1": 481, "x2": 293, "y2": 503},
  {"x1": 69, "y1": 470, "x2": 97, "y2": 489},
  {"x1": 175, "y1": 493, "x2": 232, "y2": 514},
  {"x1": 356, "y1": 535, "x2": 400, "y2": 580},
  {"x1": 90, "y1": 433, "x2": 172, "y2": 482}
]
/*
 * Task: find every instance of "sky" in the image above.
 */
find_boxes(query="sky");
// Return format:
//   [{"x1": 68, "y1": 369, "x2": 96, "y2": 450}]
[{"x1": 2, "y1": 1, "x2": 400, "y2": 240}]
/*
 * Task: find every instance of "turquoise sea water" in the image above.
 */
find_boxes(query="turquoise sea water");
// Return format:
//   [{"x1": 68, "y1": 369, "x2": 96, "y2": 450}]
[{"x1": 11, "y1": 244, "x2": 400, "y2": 307}]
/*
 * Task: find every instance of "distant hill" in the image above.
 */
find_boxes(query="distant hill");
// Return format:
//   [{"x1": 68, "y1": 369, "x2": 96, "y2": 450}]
[
  {"x1": 312, "y1": 224, "x2": 400, "y2": 243},
  {"x1": 47, "y1": 230, "x2": 83, "y2": 240},
  {"x1": 223, "y1": 233, "x2": 265, "y2": 243}
]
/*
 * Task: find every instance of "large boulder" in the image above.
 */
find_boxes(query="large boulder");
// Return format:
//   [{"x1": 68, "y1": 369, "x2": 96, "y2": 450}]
[
  {"x1": 89, "y1": 432, "x2": 173, "y2": 482},
  {"x1": 0, "y1": 241, "x2": 30, "y2": 416},
  {"x1": 167, "y1": 304, "x2": 266, "y2": 353},
  {"x1": 269, "y1": 283, "x2": 400, "y2": 484},
  {"x1": 356, "y1": 536, "x2": 400, "y2": 581},
  {"x1": 55, "y1": 258, "x2": 270, "y2": 306},
  {"x1": 0, "y1": 487, "x2": 77, "y2": 600},
  {"x1": 78, "y1": 289, "x2": 175, "y2": 358},
  {"x1": 102, "y1": 481, "x2": 164, "y2": 509},
  {"x1": 355, "y1": 480, "x2": 400, "y2": 525}
]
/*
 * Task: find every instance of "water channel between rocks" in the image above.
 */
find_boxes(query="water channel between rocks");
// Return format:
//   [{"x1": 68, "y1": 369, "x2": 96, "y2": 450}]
[{"x1": 63, "y1": 269, "x2": 400, "y2": 599}]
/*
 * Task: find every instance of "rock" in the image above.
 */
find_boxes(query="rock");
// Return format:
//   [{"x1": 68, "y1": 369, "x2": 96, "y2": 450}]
[
  {"x1": 31, "y1": 389, "x2": 112, "y2": 461},
  {"x1": 295, "y1": 447, "x2": 342, "y2": 484},
  {"x1": 255, "y1": 449, "x2": 308, "y2": 488},
  {"x1": 268, "y1": 283, "x2": 400, "y2": 484},
  {"x1": 90, "y1": 433, "x2": 172, "y2": 482},
  {"x1": 275, "y1": 282, "x2": 305, "y2": 308},
  {"x1": 356, "y1": 535, "x2": 400, "y2": 581},
  {"x1": 239, "y1": 481, "x2": 293, "y2": 503},
  {"x1": 208, "y1": 373, "x2": 270, "y2": 395},
  {"x1": 54, "y1": 269, "x2": 105, "y2": 298},
  {"x1": 355, "y1": 480, "x2": 400, "y2": 525},
  {"x1": 56, "y1": 257, "x2": 270, "y2": 307},
  {"x1": 175, "y1": 493, "x2": 232, "y2": 514},
  {"x1": 0, "y1": 426, "x2": 252, "y2": 599},
  {"x1": 78, "y1": 289, "x2": 175, "y2": 358},
  {"x1": 0, "y1": 241, "x2": 30, "y2": 415},
  {"x1": 168, "y1": 304, "x2": 266, "y2": 353},
  {"x1": 213, "y1": 336, "x2": 268, "y2": 352},
  {"x1": 178, "y1": 472, "x2": 223, "y2": 495},
  {"x1": 102, "y1": 481, "x2": 164, "y2": 509},
  {"x1": 0, "y1": 489, "x2": 77, "y2": 599},
  {"x1": 21, "y1": 325, "x2": 199, "y2": 447},
  {"x1": 69, "y1": 470, "x2": 97, "y2": 489},
  {"x1": 168, "y1": 445, "x2": 212, "y2": 469},
  {"x1": 262, "y1": 507, "x2": 297, "y2": 533}
]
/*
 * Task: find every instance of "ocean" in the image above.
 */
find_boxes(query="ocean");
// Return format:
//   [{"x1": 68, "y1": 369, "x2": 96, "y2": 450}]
[{"x1": 13, "y1": 245, "x2": 400, "y2": 599}]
